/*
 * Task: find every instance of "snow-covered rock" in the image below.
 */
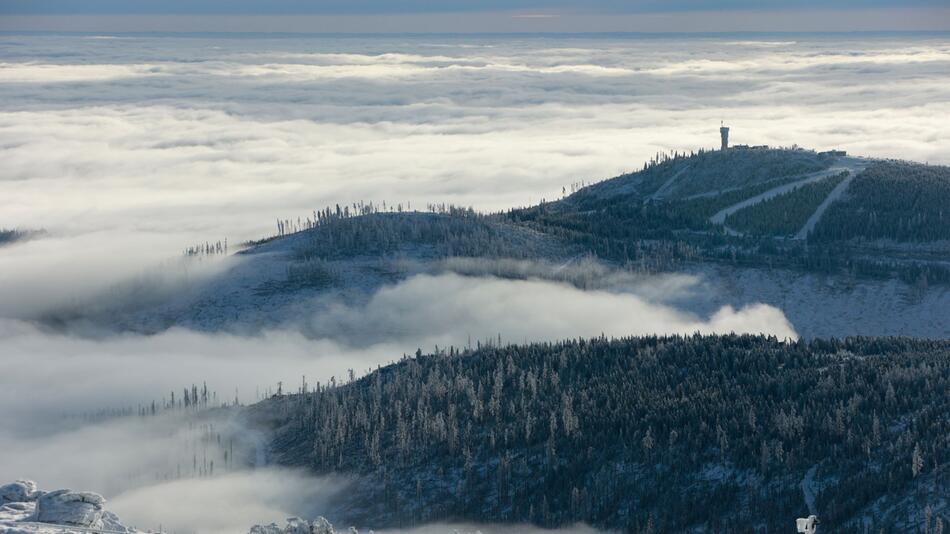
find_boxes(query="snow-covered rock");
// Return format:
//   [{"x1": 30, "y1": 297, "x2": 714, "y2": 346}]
[
  {"x1": 0, "y1": 482, "x2": 37, "y2": 504},
  {"x1": 249, "y1": 523, "x2": 283, "y2": 534},
  {"x1": 0, "y1": 480, "x2": 139, "y2": 534},
  {"x1": 35, "y1": 489, "x2": 105, "y2": 527}
]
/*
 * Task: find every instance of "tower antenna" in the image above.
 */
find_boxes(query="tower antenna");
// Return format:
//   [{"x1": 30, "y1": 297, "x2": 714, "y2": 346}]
[{"x1": 720, "y1": 123, "x2": 730, "y2": 150}]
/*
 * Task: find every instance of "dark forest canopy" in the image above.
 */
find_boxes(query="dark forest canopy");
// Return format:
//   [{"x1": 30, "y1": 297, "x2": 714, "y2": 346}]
[
  {"x1": 810, "y1": 161, "x2": 950, "y2": 243},
  {"x1": 248, "y1": 334, "x2": 949, "y2": 533}
]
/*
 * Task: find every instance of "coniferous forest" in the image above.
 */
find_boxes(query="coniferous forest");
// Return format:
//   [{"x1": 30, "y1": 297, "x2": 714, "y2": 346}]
[
  {"x1": 248, "y1": 335, "x2": 949, "y2": 533},
  {"x1": 810, "y1": 161, "x2": 950, "y2": 243}
]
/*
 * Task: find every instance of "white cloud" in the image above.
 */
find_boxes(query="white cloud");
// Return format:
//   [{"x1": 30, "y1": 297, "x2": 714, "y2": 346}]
[
  {"x1": 0, "y1": 269, "x2": 794, "y2": 431},
  {"x1": 108, "y1": 470, "x2": 604, "y2": 534},
  {"x1": 0, "y1": 62, "x2": 163, "y2": 83},
  {"x1": 0, "y1": 231, "x2": 232, "y2": 319},
  {"x1": 306, "y1": 272, "x2": 797, "y2": 345}
]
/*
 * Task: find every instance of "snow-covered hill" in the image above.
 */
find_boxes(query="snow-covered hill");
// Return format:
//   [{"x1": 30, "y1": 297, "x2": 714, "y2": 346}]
[
  {"x1": 102, "y1": 229, "x2": 948, "y2": 339},
  {"x1": 679, "y1": 262, "x2": 950, "y2": 339},
  {"x1": 94, "y1": 212, "x2": 575, "y2": 334},
  {"x1": 40, "y1": 150, "x2": 950, "y2": 340},
  {"x1": 49, "y1": 209, "x2": 947, "y2": 339}
]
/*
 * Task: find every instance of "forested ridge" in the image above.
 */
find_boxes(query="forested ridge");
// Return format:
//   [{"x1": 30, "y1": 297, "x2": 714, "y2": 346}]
[
  {"x1": 505, "y1": 150, "x2": 950, "y2": 285},
  {"x1": 234, "y1": 149, "x2": 950, "y2": 288},
  {"x1": 288, "y1": 209, "x2": 553, "y2": 263},
  {"x1": 250, "y1": 335, "x2": 949, "y2": 533},
  {"x1": 811, "y1": 161, "x2": 950, "y2": 243}
]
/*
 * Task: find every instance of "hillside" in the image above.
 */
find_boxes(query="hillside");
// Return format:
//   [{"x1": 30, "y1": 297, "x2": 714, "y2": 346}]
[
  {"x1": 810, "y1": 161, "x2": 950, "y2": 243},
  {"x1": 246, "y1": 334, "x2": 950, "y2": 533},
  {"x1": 574, "y1": 147, "x2": 837, "y2": 203},
  {"x1": 512, "y1": 149, "x2": 950, "y2": 283},
  {"x1": 54, "y1": 147, "x2": 950, "y2": 339},
  {"x1": 97, "y1": 210, "x2": 577, "y2": 333}
]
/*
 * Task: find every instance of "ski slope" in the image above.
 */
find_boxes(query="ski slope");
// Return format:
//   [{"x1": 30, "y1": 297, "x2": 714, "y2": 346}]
[
  {"x1": 793, "y1": 173, "x2": 856, "y2": 239},
  {"x1": 709, "y1": 156, "x2": 869, "y2": 231}
]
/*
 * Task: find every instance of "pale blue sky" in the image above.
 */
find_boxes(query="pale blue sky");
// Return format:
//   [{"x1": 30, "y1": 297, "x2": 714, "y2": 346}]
[
  {"x1": 1, "y1": 0, "x2": 948, "y2": 32},
  {"x1": 0, "y1": 0, "x2": 946, "y2": 15}
]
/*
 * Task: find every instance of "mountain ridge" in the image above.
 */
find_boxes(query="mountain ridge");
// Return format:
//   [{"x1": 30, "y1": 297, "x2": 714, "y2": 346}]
[{"x1": 56, "y1": 146, "x2": 950, "y2": 339}]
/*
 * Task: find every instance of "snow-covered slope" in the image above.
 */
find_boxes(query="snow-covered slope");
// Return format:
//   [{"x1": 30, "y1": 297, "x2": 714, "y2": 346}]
[
  {"x1": 77, "y1": 209, "x2": 950, "y2": 339},
  {"x1": 678, "y1": 263, "x2": 950, "y2": 339},
  {"x1": 105, "y1": 212, "x2": 573, "y2": 334},
  {"x1": 46, "y1": 151, "x2": 948, "y2": 340}
]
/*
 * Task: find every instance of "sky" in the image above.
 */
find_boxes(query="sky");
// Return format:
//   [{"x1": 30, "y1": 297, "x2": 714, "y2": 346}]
[
  {"x1": 2, "y1": 0, "x2": 946, "y2": 15},
  {"x1": 1, "y1": 0, "x2": 949, "y2": 32}
]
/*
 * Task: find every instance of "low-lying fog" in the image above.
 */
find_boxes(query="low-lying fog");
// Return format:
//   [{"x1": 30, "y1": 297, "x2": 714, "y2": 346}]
[{"x1": 0, "y1": 266, "x2": 795, "y2": 531}]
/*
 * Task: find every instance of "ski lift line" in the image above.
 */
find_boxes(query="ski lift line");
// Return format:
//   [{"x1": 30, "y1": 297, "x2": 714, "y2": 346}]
[{"x1": 708, "y1": 164, "x2": 857, "y2": 225}]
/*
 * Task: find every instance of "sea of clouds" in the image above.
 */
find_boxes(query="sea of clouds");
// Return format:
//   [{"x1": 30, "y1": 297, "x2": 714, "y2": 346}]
[{"x1": 1, "y1": 32, "x2": 949, "y2": 532}]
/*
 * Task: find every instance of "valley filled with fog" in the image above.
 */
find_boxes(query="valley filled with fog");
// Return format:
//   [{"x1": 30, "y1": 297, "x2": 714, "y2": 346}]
[{"x1": 2, "y1": 33, "x2": 950, "y2": 533}]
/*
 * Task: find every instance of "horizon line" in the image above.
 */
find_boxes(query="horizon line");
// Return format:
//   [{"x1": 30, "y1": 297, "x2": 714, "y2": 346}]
[{"x1": 3, "y1": 29, "x2": 949, "y2": 36}]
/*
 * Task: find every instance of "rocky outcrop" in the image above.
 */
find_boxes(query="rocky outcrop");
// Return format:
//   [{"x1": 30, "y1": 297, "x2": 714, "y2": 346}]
[
  {"x1": 35, "y1": 489, "x2": 106, "y2": 527},
  {"x1": 0, "y1": 480, "x2": 133, "y2": 533},
  {"x1": 0, "y1": 481, "x2": 38, "y2": 504}
]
